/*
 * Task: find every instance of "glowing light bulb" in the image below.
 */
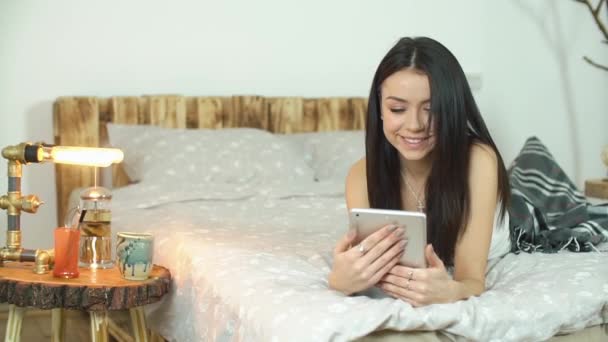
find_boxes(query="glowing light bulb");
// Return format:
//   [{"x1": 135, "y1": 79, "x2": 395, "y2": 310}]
[{"x1": 42, "y1": 146, "x2": 124, "y2": 167}]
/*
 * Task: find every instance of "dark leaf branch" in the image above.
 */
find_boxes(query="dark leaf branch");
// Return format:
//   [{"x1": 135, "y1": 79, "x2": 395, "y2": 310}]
[
  {"x1": 574, "y1": 0, "x2": 608, "y2": 71},
  {"x1": 583, "y1": 56, "x2": 608, "y2": 71}
]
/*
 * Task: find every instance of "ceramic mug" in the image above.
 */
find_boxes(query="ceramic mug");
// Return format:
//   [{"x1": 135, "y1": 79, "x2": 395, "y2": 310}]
[{"x1": 116, "y1": 232, "x2": 154, "y2": 280}]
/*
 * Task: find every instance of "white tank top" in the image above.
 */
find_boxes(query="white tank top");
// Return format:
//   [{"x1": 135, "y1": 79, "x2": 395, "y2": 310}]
[{"x1": 488, "y1": 203, "x2": 511, "y2": 260}]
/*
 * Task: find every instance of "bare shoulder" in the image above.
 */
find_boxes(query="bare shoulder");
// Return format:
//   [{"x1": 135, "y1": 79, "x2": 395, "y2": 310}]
[
  {"x1": 345, "y1": 157, "x2": 369, "y2": 209},
  {"x1": 468, "y1": 143, "x2": 500, "y2": 196},
  {"x1": 470, "y1": 143, "x2": 498, "y2": 171},
  {"x1": 347, "y1": 157, "x2": 367, "y2": 180}
]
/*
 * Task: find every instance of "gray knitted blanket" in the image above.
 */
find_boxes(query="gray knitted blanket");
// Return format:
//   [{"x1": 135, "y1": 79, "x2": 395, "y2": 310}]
[{"x1": 508, "y1": 137, "x2": 608, "y2": 253}]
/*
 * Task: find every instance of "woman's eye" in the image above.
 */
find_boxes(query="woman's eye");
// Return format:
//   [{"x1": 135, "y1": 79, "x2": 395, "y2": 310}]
[
  {"x1": 422, "y1": 107, "x2": 431, "y2": 112},
  {"x1": 390, "y1": 108, "x2": 405, "y2": 113}
]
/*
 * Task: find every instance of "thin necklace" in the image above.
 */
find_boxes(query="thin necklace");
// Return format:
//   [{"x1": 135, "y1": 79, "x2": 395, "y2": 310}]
[{"x1": 400, "y1": 169, "x2": 425, "y2": 212}]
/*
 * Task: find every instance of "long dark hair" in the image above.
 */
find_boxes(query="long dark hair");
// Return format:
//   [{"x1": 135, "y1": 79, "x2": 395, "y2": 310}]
[{"x1": 366, "y1": 37, "x2": 510, "y2": 266}]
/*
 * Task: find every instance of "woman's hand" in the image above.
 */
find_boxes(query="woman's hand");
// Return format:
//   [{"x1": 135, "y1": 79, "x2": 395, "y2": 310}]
[
  {"x1": 328, "y1": 225, "x2": 406, "y2": 295},
  {"x1": 379, "y1": 244, "x2": 457, "y2": 306}
]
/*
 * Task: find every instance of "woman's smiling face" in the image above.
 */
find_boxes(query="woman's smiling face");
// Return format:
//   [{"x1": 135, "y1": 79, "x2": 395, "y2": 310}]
[{"x1": 380, "y1": 68, "x2": 436, "y2": 163}]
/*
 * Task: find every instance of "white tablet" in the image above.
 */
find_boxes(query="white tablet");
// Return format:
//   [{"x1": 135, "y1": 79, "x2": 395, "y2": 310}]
[{"x1": 349, "y1": 208, "x2": 427, "y2": 268}]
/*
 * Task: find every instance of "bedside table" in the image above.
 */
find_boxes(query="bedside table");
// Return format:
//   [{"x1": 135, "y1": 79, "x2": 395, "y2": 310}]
[
  {"x1": 585, "y1": 179, "x2": 608, "y2": 200},
  {"x1": 0, "y1": 262, "x2": 171, "y2": 342}
]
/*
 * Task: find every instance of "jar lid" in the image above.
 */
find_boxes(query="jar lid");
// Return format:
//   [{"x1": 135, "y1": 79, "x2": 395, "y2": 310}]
[{"x1": 79, "y1": 186, "x2": 112, "y2": 200}]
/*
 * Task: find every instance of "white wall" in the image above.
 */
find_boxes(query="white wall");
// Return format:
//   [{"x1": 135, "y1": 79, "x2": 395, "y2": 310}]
[
  {"x1": 0, "y1": 0, "x2": 606, "y2": 249},
  {"x1": 480, "y1": 0, "x2": 608, "y2": 184}
]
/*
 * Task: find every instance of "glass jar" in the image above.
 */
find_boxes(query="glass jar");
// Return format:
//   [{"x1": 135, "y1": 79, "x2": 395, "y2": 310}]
[{"x1": 74, "y1": 186, "x2": 114, "y2": 269}]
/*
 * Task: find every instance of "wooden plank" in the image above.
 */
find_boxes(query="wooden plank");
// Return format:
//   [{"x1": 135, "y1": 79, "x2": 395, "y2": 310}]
[
  {"x1": 220, "y1": 97, "x2": 233, "y2": 128},
  {"x1": 52, "y1": 102, "x2": 63, "y2": 227},
  {"x1": 585, "y1": 179, "x2": 608, "y2": 199},
  {"x1": 316, "y1": 98, "x2": 336, "y2": 131},
  {"x1": 148, "y1": 96, "x2": 167, "y2": 127},
  {"x1": 165, "y1": 96, "x2": 187, "y2": 128},
  {"x1": 195, "y1": 97, "x2": 225, "y2": 129},
  {"x1": 109, "y1": 97, "x2": 141, "y2": 188},
  {"x1": 228, "y1": 96, "x2": 267, "y2": 129},
  {"x1": 350, "y1": 98, "x2": 367, "y2": 130},
  {"x1": 53, "y1": 97, "x2": 99, "y2": 226},
  {"x1": 185, "y1": 97, "x2": 197, "y2": 128},
  {"x1": 337, "y1": 98, "x2": 352, "y2": 130},
  {"x1": 302, "y1": 99, "x2": 319, "y2": 132},
  {"x1": 317, "y1": 98, "x2": 350, "y2": 131},
  {"x1": 98, "y1": 98, "x2": 110, "y2": 116},
  {"x1": 98, "y1": 99, "x2": 113, "y2": 190},
  {"x1": 267, "y1": 97, "x2": 303, "y2": 133},
  {"x1": 138, "y1": 97, "x2": 150, "y2": 125},
  {"x1": 147, "y1": 96, "x2": 187, "y2": 128},
  {"x1": 53, "y1": 102, "x2": 61, "y2": 145},
  {"x1": 110, "y1": 97, "x2": 140, "y2": 125}
]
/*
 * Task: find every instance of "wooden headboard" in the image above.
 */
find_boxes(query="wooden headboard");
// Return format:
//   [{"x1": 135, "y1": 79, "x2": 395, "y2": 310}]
[{"x1": 53, "y1": 95, "x2": 367, "y2": 224}]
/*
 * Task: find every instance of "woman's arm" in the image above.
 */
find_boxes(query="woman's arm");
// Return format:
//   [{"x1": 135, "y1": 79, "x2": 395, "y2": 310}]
[
  {"x1": 450, "y1": 143, "x2": 500, "y2": 298},
  {"x1": 328, "y1": 158, "x2": 406, "y2": 295},
  {"x1": 379, "y1": 144, "x2": 500, "y2": 305},
  {"x1": 345, "y1": 157, "x2": 369, "y2": 210}
]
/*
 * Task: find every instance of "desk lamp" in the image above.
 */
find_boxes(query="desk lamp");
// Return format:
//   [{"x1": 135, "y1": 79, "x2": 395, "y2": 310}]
[{"x1": 0, "y1": 142, "x2": 123, "y2": 274}]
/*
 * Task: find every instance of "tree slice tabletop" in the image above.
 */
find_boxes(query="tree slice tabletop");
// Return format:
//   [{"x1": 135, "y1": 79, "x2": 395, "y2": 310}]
[{"x1": 0, "y1": 262, "x2": 171, "y2": 312}]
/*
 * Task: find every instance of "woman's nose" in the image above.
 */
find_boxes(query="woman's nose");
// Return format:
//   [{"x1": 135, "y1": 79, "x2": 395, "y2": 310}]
[{"x1": 404, "y1": 109, "x2": 424, "y2": 132}]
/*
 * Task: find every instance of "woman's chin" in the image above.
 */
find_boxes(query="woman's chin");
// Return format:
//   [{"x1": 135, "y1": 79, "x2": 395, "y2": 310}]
[{"x1": 398, "y1": 149, "x2": 432, "y2": 162}]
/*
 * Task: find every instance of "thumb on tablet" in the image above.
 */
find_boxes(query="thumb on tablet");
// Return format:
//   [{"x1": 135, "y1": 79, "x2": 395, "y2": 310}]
[
  {"x1": 335, "y1": 230, "x2": 357, "y2": 254},
  {"x1": 425, "y1": 244, "x2": 445, "y2": 269}
]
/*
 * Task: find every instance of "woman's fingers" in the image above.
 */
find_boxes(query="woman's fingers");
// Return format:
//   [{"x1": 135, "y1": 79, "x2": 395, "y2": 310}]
[
  {"x1": 387, "y1": 265, "x2": 425, "y2": 281},
  {"x1": 368, "y1": 251, "x2": 403, "y2": 286},
  {"x1": 353, "y1": 224, "x2": 399, "y2": 255},
  {"x1": 424, "y1": 244, "x2": 445, "y2": 270},
  {"x1": 331, "y1": 225, "x2": 406, "y2": 295},
  {"x1": 357, "y1": 226, "x2": 405, "y2": 265},
  {"x1": 379, "y1": 281, "x2": 425, "y2": 306},
  {"x1": 367, "y1": 238, "x2": 407, "y2": 275},
  {"x1": 381, "y1": 274, "x2": 428, "y2": 298}
]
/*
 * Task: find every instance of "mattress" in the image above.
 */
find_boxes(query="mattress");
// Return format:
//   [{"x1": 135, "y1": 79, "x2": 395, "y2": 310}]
[{"x1": 107, "y1": 181, "x2": 608, "y2": 342}]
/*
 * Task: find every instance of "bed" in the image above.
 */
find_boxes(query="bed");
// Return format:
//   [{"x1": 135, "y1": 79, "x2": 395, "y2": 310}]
[{"x1": 53, "y1": 95, "x2": 608, "y2": 341}]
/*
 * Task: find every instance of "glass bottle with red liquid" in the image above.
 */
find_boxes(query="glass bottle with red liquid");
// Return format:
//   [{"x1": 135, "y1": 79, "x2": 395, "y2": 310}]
[{"x1": 53, "y1": 226, "x2": 80, "y2": 278}]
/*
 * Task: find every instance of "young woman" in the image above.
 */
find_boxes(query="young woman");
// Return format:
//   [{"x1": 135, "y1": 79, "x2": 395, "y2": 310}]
[{"x1": 328, "y1": 37, "x2": 511, "y2": 307}]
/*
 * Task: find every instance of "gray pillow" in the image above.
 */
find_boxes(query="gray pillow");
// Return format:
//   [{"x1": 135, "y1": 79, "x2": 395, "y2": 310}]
[
  {"x1": 107, "y1": 124, "x2": 314, "y2": 185},
  {"x1": 279, "y1": 130, "x2": 365, "y2": 182}
]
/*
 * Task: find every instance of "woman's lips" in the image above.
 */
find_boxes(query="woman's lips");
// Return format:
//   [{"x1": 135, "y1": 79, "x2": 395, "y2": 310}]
[{"x1": 399, "y1": 135, "x2": 431, "y2": 149}]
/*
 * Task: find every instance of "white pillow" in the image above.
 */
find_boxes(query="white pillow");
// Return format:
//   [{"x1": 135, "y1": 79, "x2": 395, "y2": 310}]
[
  {"x1": 106, "y1": 124, "x2": 158, "y2": 182},
  {"x1": 107, "y1": 124, "x2": 314, "y2": 185},
  {"x1": 279, "y1": 130, "x2": 365, "y2": 182}
]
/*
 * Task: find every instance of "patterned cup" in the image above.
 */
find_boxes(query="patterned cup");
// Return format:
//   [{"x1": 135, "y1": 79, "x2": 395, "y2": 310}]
[{"x1": 116, "y1": 232, "x2": 154, "y2": 280}]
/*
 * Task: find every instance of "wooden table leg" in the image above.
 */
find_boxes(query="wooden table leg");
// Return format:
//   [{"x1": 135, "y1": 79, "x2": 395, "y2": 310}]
[
  {"x1": 4, "y1": 304, "x2": 25, "y2": 342},
  {"x1": 150, "y1": 331, "x2": 164, "y2": 342},
  {"x1": 90, "y1": 311, "x2": 109, "y2": 342},
  {"x1": 130, "y1": 307, "x2": 149, "y2": 342},
  {"x1": 50, "y1": 308, "x2": 66, "y2": 342},
  {"x1": 108, "y1": 316, "x2": 133, "y2": 342}
]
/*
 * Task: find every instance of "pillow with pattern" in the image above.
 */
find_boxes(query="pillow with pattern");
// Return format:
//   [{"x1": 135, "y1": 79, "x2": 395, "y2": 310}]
[
  {"x1": 107, "y1": 124, "x2": 314, "y2": 186},
  {"x1": 279, "y1": 130, "x2": 365, "y2": 182}
]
